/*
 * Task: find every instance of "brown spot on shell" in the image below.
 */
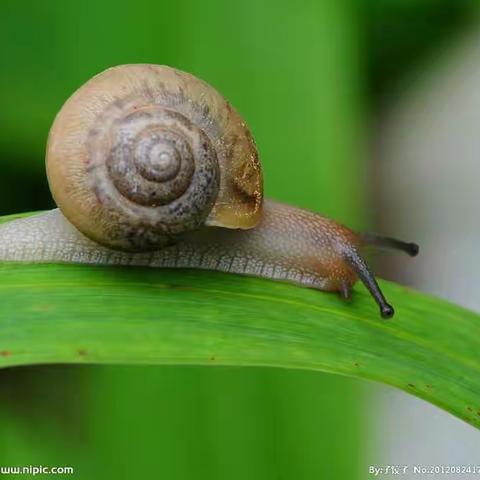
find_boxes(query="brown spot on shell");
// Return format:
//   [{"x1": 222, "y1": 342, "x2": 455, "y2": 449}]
[
  {"x1": 113, "y1": 97, "x2": 126, "y2": 110},
  {"x1": 142, "y1": 80, "x2": 155, "y2": 100},
  {"x1": 232, "y1": 152, "x2": 262, "y2": 201}
]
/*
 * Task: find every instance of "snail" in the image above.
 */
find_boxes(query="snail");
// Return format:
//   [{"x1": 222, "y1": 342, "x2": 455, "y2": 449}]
[{"x1": 0, "y1": 64, "x2": 418, "y2": 319}]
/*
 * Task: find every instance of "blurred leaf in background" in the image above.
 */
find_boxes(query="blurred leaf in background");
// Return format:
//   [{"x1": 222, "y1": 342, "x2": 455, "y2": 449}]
[{"x1": 365, "y1": 0, "x2": 477, "y2": 105}]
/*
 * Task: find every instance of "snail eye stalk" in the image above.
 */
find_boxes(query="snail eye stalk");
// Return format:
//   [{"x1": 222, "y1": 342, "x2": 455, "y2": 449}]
[
  {"x1": 361, "y1": 233, "x2": 419, "y2": 257},
  {"x1": 343, "y1": 234, "x2": 419, "y2": 319},
  {"x1": 344, "y1": 250, "x2": 394, "y2": 319}
]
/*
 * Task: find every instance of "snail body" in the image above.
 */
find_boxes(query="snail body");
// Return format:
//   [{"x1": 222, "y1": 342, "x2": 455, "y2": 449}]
[
  {"x1": 0, "y1": 65, "x2": 418, "y2": 318},
  {"x1": 0, "y1": 200, "x2": 359, "y2": 290}
]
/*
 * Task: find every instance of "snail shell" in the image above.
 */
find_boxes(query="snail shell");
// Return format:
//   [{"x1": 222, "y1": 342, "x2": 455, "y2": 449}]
[{"x1": 46, "y1": 64, "x2": 263, "y2": 251}]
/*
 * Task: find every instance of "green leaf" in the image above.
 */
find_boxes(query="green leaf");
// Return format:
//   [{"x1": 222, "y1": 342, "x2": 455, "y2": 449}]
[{"x1": 0, "y1": 213, "x2": 479, "y2": 430}]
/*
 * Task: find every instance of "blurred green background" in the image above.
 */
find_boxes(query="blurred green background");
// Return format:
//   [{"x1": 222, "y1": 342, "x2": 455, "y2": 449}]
[{"x1": 0, "y1": 1, "x2": 477, "y2": 478}]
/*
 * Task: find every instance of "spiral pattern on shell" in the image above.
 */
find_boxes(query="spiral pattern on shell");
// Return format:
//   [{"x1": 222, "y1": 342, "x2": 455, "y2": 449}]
[
  {"x1": 46, "y1": 64, "x2": 263, "y2": 252},
  {"x1": 87, "y1": 103, "x2": 219, "y2": 249}
]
